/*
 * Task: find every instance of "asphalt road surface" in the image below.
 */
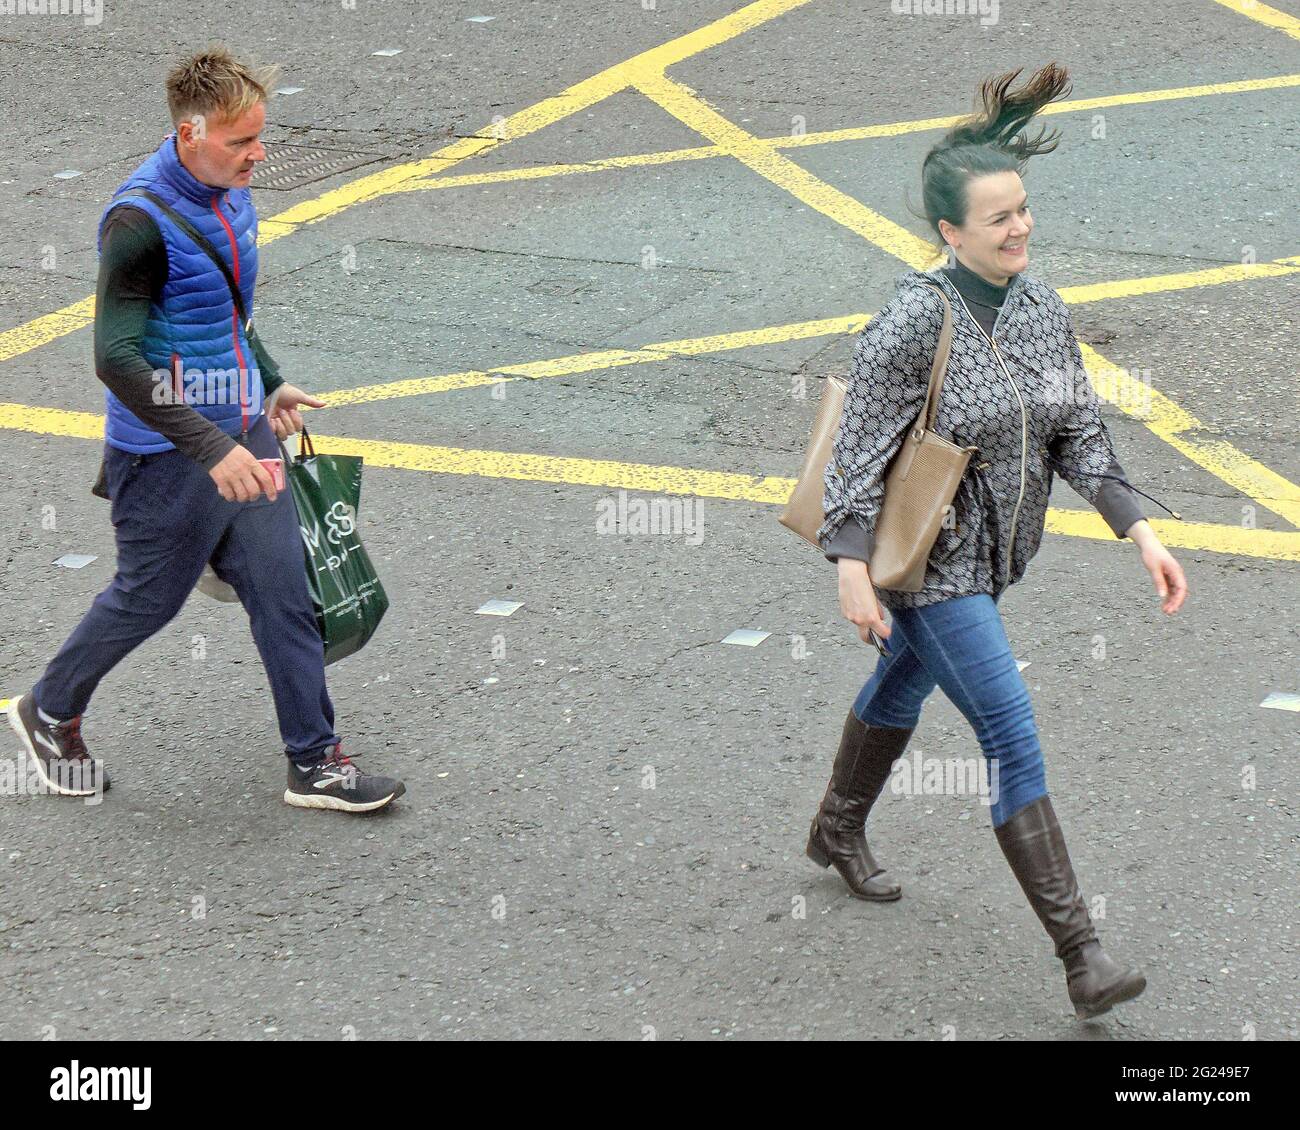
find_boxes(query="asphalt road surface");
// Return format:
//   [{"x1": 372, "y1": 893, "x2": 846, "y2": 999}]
[{"x1": 0, "y1": 0, "x2": 1296, "y2": 1040}]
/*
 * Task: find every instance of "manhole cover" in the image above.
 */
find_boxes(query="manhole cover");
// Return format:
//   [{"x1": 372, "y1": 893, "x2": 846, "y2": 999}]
[{"x1": 253, "y1": 142, "x2": 388, "y2": 190}]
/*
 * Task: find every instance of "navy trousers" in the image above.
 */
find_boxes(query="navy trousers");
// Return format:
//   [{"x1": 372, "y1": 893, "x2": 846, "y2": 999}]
[{"x1": 34, "y1": 414, "x2": 340, "y2": 761}]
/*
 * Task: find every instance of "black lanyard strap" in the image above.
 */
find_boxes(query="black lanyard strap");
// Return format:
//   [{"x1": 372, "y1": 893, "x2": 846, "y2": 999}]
[{"x1": 1045, "y1": 454, "x2": 1182, "y2": 520}]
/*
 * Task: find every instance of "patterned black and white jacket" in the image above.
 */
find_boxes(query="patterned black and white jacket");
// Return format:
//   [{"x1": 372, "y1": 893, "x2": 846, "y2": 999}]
[{"x1": 819, "y1": 265, "x2": 1157, "y2": 611}]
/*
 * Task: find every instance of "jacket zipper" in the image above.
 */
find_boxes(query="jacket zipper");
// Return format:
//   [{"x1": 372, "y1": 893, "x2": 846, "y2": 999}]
[
  {"x1": 210, "y1": 193, "x2": 250, "y2": 440},
  {"x1": 988, "y1": 339, "x2": 1028, "y2": 590},
  {"x1": 948, "y1": 283, "x2": 1028, "y2": 591},
  {"x1": 939, "y1": 273, "x2": 1183, "y2": 570}
]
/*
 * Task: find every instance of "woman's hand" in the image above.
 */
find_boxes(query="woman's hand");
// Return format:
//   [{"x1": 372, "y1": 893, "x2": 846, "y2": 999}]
[
  {"x1": 837, "y1": 558, "x2": 891, "y2": 646},
  {"x1": 1128, "y1": 520, "x2": 1188, "y2": 613}
]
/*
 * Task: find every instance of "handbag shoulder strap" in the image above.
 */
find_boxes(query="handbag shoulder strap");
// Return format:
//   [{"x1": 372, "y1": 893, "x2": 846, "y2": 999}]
[
  {"x1": 914, "y1": 281, "x2": 953, "y2": 435},
  {"x1": 116, "y1": 187, "x2": 252, "y2": 333}
]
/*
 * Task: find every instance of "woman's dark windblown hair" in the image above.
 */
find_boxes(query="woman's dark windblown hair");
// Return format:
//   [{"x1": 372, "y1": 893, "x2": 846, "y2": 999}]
[{"x1": 914, "y1": 62, "x2": 1073, "y2": 261}]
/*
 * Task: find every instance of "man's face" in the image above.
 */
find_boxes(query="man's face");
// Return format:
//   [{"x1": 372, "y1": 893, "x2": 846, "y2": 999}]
[{"x1": 175, "y1": 101, "x2": 267, "y2": 190}]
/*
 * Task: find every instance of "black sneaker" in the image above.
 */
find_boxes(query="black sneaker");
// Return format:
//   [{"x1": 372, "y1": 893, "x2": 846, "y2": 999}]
[
  {"x1": 6, "y1": 693, "x2": 111, "y2": 797},
  {"x1": 283, "y1": 743, "x2": 405, "y2": 813}
]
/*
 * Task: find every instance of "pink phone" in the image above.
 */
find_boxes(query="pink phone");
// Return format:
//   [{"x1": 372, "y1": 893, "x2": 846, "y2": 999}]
[{"x1": 258, "y1": 457, "x2": 286, "y2": 492}]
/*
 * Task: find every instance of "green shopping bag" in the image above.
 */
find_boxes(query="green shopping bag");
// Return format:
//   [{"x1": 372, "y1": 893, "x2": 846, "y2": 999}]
[{"x1": 284, "y1": 427, "x2": 389, "y2": 665}]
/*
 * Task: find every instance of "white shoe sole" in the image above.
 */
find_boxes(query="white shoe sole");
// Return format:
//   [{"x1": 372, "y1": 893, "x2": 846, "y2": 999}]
[
  {"x1": 6, "y1": 695, "x2": 98, "y2": 798},
  {"x1": 282, "y1": 788, "x2": 399, "y2": 813}
]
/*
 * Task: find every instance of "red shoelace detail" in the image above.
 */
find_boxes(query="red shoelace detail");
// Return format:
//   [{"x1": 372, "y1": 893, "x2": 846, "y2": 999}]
[
  {"x1": 52, "y1": 715, "x2": 90, "y2": 760},
  {"x1": 322, "y1": 743, "x2": 353, "y2": 769}
]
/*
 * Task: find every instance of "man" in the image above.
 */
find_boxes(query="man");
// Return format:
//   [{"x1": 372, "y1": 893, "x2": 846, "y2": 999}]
[{"x1": 7, "y1": 47, "x2": 405, "y2": 814}]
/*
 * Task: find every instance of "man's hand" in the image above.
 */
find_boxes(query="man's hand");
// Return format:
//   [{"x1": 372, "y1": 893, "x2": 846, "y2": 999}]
[
  {"x1": 1127, "y1": 519, "x2": 1188, "y2": 614},
  {"x1": 266, "y1": 383, "x2": 325, "y2": 440},
  {"x1": 209, "y1": 444, "x2": 277, "y2": 503},
  {"x1": 837, "y1": 557, "x2": 891, "y2": 647}
]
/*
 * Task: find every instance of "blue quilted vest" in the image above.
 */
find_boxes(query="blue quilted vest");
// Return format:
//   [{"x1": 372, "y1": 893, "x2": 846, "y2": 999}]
[{"x1": 98, "y1": 132, "x2": 264, "y2": 454}]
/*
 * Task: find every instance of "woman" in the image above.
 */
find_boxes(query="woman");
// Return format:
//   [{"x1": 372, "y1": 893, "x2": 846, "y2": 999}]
[{"x1": 806, "y1": 62, "x2": 1188, "y2": 1020}]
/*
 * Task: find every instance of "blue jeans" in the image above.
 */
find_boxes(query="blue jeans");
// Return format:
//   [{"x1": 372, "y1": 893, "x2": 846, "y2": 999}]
[
  {"x1": 853, "y1": 593, "x2": 1047, "y2": 828},
  {"x1": 33, "y1": 415, "x2": 340, "y2": 762}
]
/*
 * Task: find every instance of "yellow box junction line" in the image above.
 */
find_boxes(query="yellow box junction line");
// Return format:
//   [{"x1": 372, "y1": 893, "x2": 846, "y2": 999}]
[
  {"x1": 390, "y1": 73, "x2": 1300, "y2": 196},
  {"x1": 1212, "y1": 0, "x2": 1300, "y2": 40},
  {"x1": 1, "y1": 3, "x2": 1295, "y2": 365},
  {"x1": 0, "y1": 0, "x2": 817, "y2": 366},
  {"x1": 317, "y1": 252, "x2": 1300, "y2": 406},
  {"x1": 620, "y1": 55, "x2": 1300, "y2": 528},
  {"x1": 1, "y1": 400, "x2": 1293, "y2": 563},
  {"x1": 0, "y1": 0, "x2": 1295, "y2": 556}
]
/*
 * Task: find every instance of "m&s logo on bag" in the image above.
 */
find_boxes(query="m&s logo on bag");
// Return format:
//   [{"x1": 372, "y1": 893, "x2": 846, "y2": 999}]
[{"x1": 300, "y1": 501, "x2": 360, "y2": 572}]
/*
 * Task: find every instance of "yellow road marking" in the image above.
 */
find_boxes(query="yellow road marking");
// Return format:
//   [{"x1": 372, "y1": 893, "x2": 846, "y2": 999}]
[
  {"x1": 320, "y1": 434, "x2": 798, "y2": 504},
  {"x1": 1079, "y1": 343, "x2": 1300, "y2": 528},
  {"x1": 623, "y1": 64, "x2": 1300, "y2": 528},
  {"x1": 0, "y1": 296, "x2": 96, "y2": 365},
  {"x1": 797, "y1": 72, "x2": 1300, "y2": 136},
  {"x1": 1213, "y1": 0, "x2": 1300, "y2": 39},
  {"x1": 313, "y1": 255, "x2": 1300, "y2": 529},
  {"x1": 1, "y1": 0, "x2": 1295, "y2": 543},
  {"x1": 263, "y1": 0, "x2": 816, "y2": 233},
  {"x1": 4, "y1": 65, "x2": 1297, "y2": 365},
  {"x1": 390, "y1": 145, "x2": 724, "y2": 193},
  {"x1": 389, "y1": 73, "x2": 1300, "y2": 195},
  {"x1": 318, "y1": 314, "x2": 867, "y2": 407},
  {"x1": 0, "y1": 403, "x2": 103, "y2": 439},
  {"x1": 0, "y1": 0, "x2": 815, "y2": 366},
  {"x1": 317, "y1": 253, "x2": 1300, "y2": 408},
  {"x1": 1042, "y1": 509, "x2": 1299, "y2": 561},
  {"x1": 632, "y1": 68, "x2": 942, "y2": 269},
  {"x1": 1, "y1": 401, "x2": 1295, "y2": 562},
  {"x1": 1058, "y1": 255, "x2": 1300, "y2": 304}
]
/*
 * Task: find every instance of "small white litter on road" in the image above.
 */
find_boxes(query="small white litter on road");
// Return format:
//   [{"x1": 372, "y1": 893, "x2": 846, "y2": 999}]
[{"x1": 722, "y1": 629, "x2": 770, "y2": 647}]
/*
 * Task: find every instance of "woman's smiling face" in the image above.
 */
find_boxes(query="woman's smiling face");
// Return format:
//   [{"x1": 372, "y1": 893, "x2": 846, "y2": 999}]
[{"x1": 938, "y1": 170, "x2": 1034, "y2": 286}]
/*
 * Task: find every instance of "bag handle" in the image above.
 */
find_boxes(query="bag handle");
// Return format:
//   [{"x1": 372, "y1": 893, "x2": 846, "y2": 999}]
[
  {"x1": 117, "y1": 188, "x2": 253, "y2": 330},
  {"x1": 889, "y1": 283, "x2": 969, "y2": 483},
  {"x1": 277, "y1": 426, "x2": 316, "y2": 464},
  {"x1": 914, "y1": 282, "x2": 955, "y2": 439}
]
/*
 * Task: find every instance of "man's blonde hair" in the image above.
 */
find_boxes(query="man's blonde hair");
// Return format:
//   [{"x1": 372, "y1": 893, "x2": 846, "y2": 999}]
[{"x1": 166, "y1": 46, "x2": 279, "y2": 129}]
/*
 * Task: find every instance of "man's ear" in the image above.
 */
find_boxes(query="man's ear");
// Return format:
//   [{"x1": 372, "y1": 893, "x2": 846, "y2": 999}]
[{"x1": 176, "y1": 114, "x2": 208, "y2": 150}]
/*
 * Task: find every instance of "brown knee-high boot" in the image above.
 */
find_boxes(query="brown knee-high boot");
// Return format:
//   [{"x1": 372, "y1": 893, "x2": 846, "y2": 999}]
[
  {"x1": 806, "y1": 709, "x2": 914, "y2": 901},
  {"x1": 994, "y1": 795, "x2": 1147, "y2": 1019}
]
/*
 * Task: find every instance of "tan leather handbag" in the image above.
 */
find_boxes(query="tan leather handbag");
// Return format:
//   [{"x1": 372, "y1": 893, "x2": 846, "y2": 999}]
[{"x1": 779, "y1": 283, "x2": 980, "y2": 592}]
